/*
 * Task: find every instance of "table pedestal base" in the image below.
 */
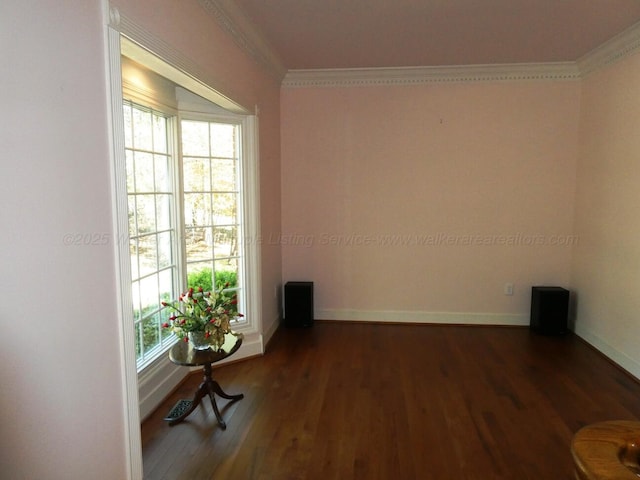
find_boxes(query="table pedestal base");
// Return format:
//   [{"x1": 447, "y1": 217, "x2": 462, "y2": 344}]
[{"x1": 164, "y1": 363, "x2": 243, "y2": 429}]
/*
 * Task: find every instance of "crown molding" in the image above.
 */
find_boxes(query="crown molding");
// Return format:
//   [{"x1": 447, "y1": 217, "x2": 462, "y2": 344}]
[
  {"x1": 113, "y1": 1, "x2": 640, "y2": 89},
  {"x1": 577, "y1": 20, "x2": 640, "y2": 77},
  {"x1": 282, "y1": 20, "x2": 640, "y2": 88},
  {"x1": 282, "y1": 62, "x2": 581, "y2": 88},
  {"x1": 198, "y1": 0, "x2": 287, "y2": 81}
]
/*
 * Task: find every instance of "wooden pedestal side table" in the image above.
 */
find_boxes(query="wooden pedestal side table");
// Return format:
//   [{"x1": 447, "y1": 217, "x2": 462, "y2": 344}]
[{"x1": 164, "y1": 332, "x2": 244, "y2": 430}]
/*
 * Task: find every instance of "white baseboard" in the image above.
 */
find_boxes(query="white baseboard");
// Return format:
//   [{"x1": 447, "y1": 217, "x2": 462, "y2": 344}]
[
  {"x1": 262, "y1": 314, "x2": 281, "y2": 345},
  {"x1": 315, "y1": 308, "x2": 529, "y2": 326},
  {"x1": 573, "y1": 324, "x2": 640, "y2": 381}
]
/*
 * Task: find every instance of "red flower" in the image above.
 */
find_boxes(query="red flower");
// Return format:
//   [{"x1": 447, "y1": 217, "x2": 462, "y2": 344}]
[
  {"x1": 198, "y1": 286, "x2": 204, "y2": 292},
  {"x1": 204, "y1": 331, "x2": 211, "y2": 338},
  {"x1": 237, "y1": 313, "x2": 244, "y2": 317},
  {"x1": 169, "y1": 315, "x2": 176, "y2": 320},
  {"x1": 162, "y1": 322, "x2": 169, "y2": 328},
  {"x1": 161, "y1": 301, "x2": 169, "y2": 307},
  {"x1": 183, "y1": 337, "x2": 189, "y2": 343},
  {"x1": 231, "y1": 299, "x2": 238, "y2": 305}
]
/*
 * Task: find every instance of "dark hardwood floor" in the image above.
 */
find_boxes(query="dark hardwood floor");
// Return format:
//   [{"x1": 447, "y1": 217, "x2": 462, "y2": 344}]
[{"x1": 141, "y1": 322, "x2": 640, "y2": 479}]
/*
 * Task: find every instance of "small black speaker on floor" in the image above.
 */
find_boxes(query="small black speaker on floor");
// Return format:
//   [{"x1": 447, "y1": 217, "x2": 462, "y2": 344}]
[
  {"x1": 284, "y1": 281, "x2": 314, "y2": 328},
  {"x1": 530, "y1": 286, "x2": 569, "y2": 335}
]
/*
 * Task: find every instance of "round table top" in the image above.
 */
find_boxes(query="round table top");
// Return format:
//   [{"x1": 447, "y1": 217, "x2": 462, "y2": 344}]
[
  {"x1": 168, "y1": 332, "x2": 243, "y2": 367},
  {"x1": 572, "y1": 420, "x2": 640, "y2": 479}
]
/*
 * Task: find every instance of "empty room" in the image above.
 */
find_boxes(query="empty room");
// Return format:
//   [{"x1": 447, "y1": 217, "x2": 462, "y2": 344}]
[{"x1": 4, "y1": 1, "x2": 640, "y2": 479}]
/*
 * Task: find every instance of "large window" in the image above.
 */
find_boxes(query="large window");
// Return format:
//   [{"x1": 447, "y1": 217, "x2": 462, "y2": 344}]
[
  {"x1": 124, "y1": 102, "x2": 177, "y2": 366},
  {"x1": 182, "y1": 119, "x2": 243, "y2": 295},
  {"x1": 123, "y1": 100, "x2": 248, "y2": 370},
  {"x1": 107, "y1": 28, "x2": 262, "y2": 479}
]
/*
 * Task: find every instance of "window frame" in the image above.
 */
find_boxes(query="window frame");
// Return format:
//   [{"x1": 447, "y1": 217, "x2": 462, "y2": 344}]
[
  {"x1": 121, "y1": 96, "x2": 260, "y2": 372},
  {"x1": 105, "y1": 21, "x2": 263, "y2": 480},
  {"x1": 179, "y1": 113, "x2": 247, "y2": 326},
  {"x1": 111, "y1": 35, "x2": 262, "y2": 383},
  {"x1": 122, "y1": 100, "x2": 181, "y2": 370}
]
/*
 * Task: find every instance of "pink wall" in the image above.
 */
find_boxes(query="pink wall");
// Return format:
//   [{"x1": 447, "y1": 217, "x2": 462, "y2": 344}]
[
  {"x1": 1, "y1": 1, "x2": 127, "y2": 478},
  {"x1": 282, "y1": 81, "x2": 580, "y2": 320},
  {"x1": 572, "y1": 52, "x2": 640, "y2": 376}
]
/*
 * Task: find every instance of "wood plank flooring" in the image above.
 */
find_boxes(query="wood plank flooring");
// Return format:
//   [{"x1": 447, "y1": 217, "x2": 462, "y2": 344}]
[{"x1": 141, "y1": 322, "x2": 640, "y2": 479}]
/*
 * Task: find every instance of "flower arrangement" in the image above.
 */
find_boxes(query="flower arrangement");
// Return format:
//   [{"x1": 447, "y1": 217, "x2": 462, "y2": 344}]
[{"x1": 162, "y1": 285, "x2": 242, "y2": 348}]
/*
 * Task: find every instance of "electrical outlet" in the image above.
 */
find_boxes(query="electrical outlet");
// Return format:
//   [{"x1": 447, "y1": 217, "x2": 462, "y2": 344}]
[{"x1": 504, "y1": 283, "x2": 514, "y2": 296}]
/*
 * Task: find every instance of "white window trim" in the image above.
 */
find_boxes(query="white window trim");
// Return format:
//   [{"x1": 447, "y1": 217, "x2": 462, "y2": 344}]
[
  {"x1": 122, "y1": 101, "x2": 180, "y2": 371},
  {"x1": 133, "y1": 110, "x2": 263, "y2": 417},
  {"x1": 104, "y1": 6, "x2": 262, "y2": 479},
  {"x1": 104, "y1": 20, "x2": 142, "y2": 480},
  {"x1": 175, "y1": 106, "x2": 263, "y2": 342},
  {"x1": 124, "y1": 64, "x2": 264, "y2": 392}
]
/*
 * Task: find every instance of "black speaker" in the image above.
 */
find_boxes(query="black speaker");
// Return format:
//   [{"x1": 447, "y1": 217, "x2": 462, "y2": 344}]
[
  {"x1": 284, "y1": 281, "x2": 314, "y2": 328},
  {"x1": 530, "y1": 286, "x2": 569, "y2": 335}
]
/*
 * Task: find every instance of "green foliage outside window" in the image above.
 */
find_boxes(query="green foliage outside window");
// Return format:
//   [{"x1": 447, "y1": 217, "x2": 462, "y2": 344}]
[{"x1": 187, "y1": 268, "x2": 237, "y2": 292}]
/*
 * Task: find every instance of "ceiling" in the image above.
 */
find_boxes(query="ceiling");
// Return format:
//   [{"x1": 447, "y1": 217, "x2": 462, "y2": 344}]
[{"x1": 230, "y1": 0, "x2": 640, "y2": 70}]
